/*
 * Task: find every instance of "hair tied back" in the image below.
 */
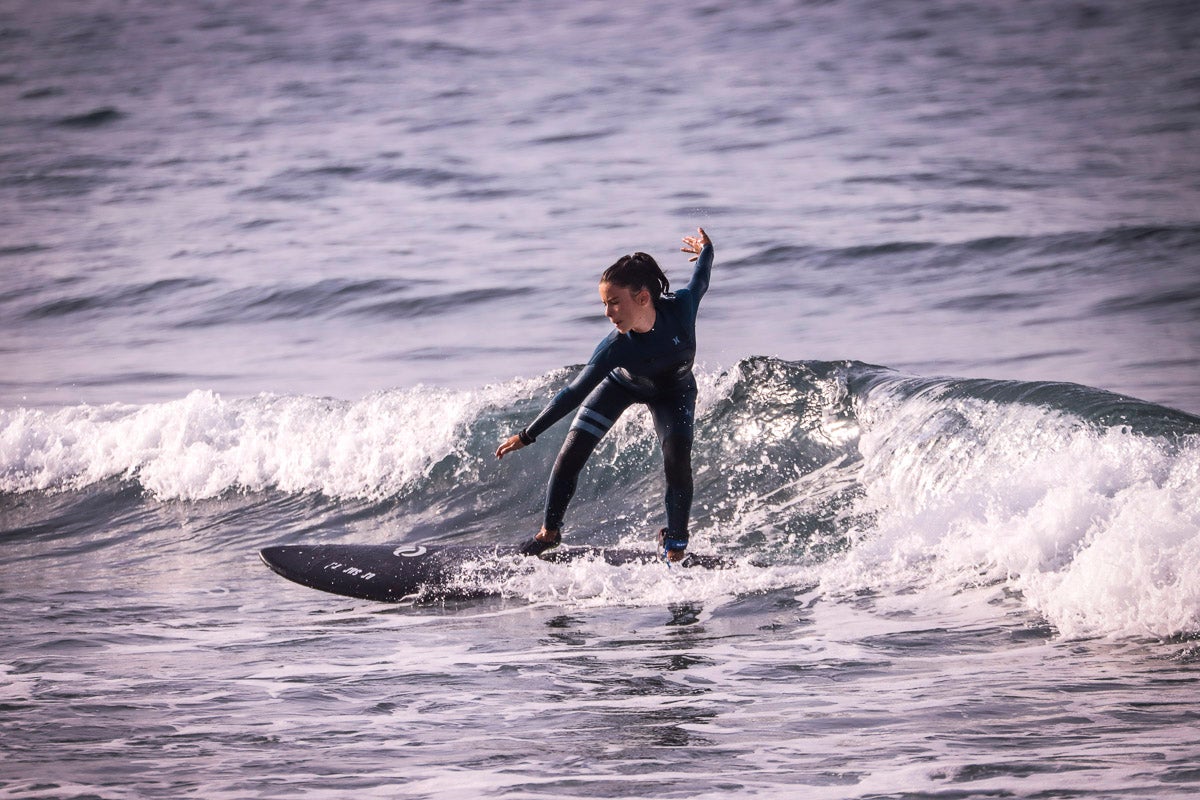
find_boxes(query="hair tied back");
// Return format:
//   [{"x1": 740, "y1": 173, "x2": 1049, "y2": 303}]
[{"x1": 601, "y1": 252, "x2": 670, "y2": 301}]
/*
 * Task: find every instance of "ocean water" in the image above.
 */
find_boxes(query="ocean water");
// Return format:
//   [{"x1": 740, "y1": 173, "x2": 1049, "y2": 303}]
[{"x1": 2, "y1": 1, "x2": 1199, "y2": 798}]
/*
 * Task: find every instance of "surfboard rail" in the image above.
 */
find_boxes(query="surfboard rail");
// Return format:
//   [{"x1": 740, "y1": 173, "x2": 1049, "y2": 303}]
[{"x1": 259, "y1": 542, "x2": 734, "y2": 602}]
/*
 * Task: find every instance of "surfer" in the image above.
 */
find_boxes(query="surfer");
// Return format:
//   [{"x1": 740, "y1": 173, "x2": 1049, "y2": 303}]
[{"x1": 496, "y1": 228, "x2": 714, "y2": 562}]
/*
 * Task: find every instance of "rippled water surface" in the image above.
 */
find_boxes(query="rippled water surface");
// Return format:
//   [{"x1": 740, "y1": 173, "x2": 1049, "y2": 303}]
[{"x1": 2, "y1": 1, "x2": 1199, "y2": 798}]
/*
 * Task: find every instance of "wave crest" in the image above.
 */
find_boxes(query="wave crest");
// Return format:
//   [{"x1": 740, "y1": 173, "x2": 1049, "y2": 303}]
[{"x1": 0, "y1": 386, "x2": 501, "y2": 501}]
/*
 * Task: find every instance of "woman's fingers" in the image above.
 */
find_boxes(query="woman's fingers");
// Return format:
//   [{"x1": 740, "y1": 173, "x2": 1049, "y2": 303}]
[
  {"x1": 681, "y1": 228, "x2": 711, "y2": 256},
  {"x1": 496, "y1": 435, "x2": 522, "y2": 459}
]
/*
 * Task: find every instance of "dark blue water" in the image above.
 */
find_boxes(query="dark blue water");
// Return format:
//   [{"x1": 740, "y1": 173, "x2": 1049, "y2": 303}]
[{"x1": 2, "y1": 1, "x2": 1199, "y2": 798}]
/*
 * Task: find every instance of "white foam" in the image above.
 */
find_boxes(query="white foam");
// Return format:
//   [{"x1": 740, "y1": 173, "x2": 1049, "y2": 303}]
[
  {"x1": 825, "y1": 390, "x2": 1200, "y2": 639},
  {"x1": 444, "y1": 551, "x2": 811, "y2": 610},
  {"x1": 0, "y1": 385, "x2": 516, "y2": 500}
]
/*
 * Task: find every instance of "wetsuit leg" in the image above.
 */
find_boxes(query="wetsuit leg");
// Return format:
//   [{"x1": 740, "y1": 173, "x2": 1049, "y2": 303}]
[
  {"x1": 543, "y1": 378, "x2": 638, "y2": 532},
  {"x1": 648, "y1": 378, "x2": 698, "y2": 541}
]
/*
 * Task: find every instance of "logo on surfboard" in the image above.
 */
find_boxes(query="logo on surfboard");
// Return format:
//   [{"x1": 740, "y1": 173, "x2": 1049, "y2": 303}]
[{"x1": 392, "y1": 545, "x2": 428, "y2": 558}]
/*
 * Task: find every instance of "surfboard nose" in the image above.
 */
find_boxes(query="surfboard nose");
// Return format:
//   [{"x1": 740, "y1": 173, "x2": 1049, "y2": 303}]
[
  {"x1": 259, "y1": 545, "x2": 315, "y2": 580},
  {"x1": 259, "y1": 545, "x2": 291, "y2": 572}
]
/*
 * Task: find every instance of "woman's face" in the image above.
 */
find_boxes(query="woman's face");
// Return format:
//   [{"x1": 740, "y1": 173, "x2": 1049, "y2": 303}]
[{"x1": 599, "y1": 281, "x2": 654, "y2": 334}]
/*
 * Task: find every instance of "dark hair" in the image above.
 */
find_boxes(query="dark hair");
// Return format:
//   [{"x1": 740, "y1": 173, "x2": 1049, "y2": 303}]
[{"x1": 601, "y1": 252, "x2": 670, "y2": 301}]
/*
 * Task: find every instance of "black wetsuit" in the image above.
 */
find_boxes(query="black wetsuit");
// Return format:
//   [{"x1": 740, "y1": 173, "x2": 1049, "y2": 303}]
[{"x1": 521, "y1": 243, "x2": 714, "y2": 542}]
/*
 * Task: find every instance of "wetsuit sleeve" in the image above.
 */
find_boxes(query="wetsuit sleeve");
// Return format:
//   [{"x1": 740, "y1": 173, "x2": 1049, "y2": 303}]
[
  {"x1": 681, "y1": 243, "x2": 713, "y2": 313},
  {"x1": 523, "y1": 351, "x2": 611, "y2": 441}
]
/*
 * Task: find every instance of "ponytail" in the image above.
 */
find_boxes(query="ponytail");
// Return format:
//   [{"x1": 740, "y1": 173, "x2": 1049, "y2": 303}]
[{"x1": 600, "y1": 252, "x2": 670, "y2": 301}]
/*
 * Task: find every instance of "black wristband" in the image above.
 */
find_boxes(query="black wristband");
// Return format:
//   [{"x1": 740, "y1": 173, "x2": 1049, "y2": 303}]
[{"x1": 518, "y1": 429, "x2": 535, "y2": 446}]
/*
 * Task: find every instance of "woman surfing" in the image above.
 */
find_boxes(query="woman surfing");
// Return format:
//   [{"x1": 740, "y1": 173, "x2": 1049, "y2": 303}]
[{"x1": 496, "y1": 228, "x2": 714, "y2": 562}]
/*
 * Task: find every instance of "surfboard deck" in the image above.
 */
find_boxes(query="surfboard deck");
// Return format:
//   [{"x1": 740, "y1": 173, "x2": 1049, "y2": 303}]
[{"x1": 259, "y1": 543, "x2": 733, "y2": 602}]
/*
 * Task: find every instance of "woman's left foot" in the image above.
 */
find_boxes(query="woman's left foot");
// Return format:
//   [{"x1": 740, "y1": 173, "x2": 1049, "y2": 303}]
[{"x1": 520, "y1": 529, "x2": 561, "y2": 557}]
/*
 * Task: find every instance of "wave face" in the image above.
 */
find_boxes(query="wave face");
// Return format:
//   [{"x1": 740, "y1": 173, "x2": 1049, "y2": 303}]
[{"x1": 2, "y1": 357, "x2": 1196, "y2": 639}]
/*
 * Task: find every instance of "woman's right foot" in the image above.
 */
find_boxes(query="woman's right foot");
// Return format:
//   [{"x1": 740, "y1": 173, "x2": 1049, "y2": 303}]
[
  {"x1": 658, "y1": 528, "x2": 688, "y2": 563},
  {"x1": 519, "y1": 528, "x2": 561, "y2": 556}
]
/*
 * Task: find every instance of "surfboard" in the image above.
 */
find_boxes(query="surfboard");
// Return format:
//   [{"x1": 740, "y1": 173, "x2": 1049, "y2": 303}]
[{"x1": 259, "y1": 543, "x2": 733, "y2": 602}]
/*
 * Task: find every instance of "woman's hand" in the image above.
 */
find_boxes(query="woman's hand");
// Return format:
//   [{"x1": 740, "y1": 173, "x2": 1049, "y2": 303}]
[
  {"x1": 495, "y1": 434, "x2": 526, "y2": 459},
  {"x1": 681, "y1": 227, "x2": 711, "y2": 262}
]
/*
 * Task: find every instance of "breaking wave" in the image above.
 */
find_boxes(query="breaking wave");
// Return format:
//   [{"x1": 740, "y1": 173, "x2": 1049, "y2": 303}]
[{"x1": 2, "y1": 357, "x2": 1197, "y2": 639}]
